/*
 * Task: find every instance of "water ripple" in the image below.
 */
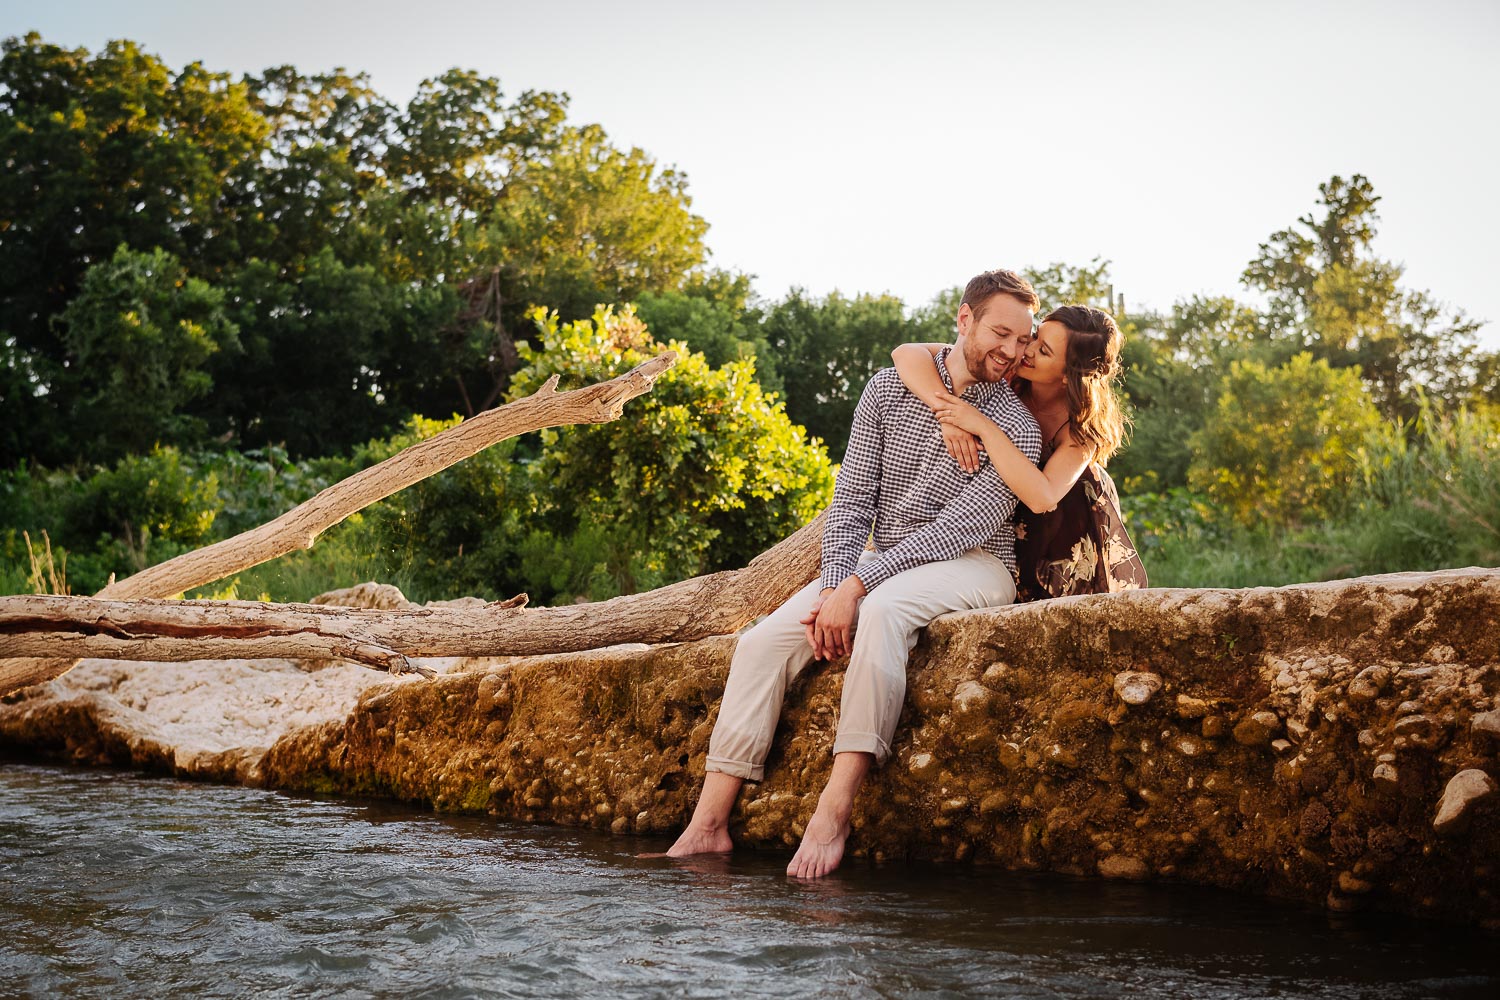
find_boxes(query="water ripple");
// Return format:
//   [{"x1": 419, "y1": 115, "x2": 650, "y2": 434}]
[{"x1": 1, "y1": 763, "x2": 1496, "y2": 999}]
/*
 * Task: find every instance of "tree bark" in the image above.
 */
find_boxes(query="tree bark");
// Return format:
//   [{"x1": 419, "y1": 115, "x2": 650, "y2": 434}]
[
  {"x1": 0, "y1": 352, "x2": 678, "y2": 696},
  {"x1": 0, "y1": 512, "x2": 825, "y2": 671}
]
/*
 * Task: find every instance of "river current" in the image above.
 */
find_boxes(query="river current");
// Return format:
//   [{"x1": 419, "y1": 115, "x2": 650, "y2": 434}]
[{"x1": 1, "y1": 763, "x2": 1495, "y2": 999}]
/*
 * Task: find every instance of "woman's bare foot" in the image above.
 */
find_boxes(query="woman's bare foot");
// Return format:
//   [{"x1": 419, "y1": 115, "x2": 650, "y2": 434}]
[
  {"x1": 786, "y1": 807, "x2": 850, "y2": 878},
  {"x1": 665, "y1": 822, "x2": 733, "y2": 857}
]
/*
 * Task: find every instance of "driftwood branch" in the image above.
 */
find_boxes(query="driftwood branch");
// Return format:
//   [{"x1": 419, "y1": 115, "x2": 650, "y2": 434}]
[
  {"x1": 0, "y1": 512, "x2": 825, "y2": 667},
  {"x1": 0, "y1": 353, "x2": 678, "y2": 695}
]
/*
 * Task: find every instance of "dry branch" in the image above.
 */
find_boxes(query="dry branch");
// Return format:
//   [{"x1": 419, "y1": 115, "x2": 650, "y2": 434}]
[
  {"x1": 0, "y1": 512, "x2": 825, "y2": 667},
  {"x1": 0, "y1": 353, "x2": 677, "y2": 695}
]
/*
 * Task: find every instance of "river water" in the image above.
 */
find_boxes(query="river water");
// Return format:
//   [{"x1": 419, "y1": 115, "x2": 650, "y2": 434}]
[{"x1": 1, "y1": 763, "x2": 1495, "y2": 999}]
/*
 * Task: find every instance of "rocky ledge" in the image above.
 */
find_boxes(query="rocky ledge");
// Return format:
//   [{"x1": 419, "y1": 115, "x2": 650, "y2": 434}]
[{"x1": 4, "y1": 569, "x2": 1498, "y2": 926}]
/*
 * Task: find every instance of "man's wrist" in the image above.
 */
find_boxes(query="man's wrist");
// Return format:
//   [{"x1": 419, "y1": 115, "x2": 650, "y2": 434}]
[{"x1": 841, "y1": 575, "x2": 869, "y2": 599}]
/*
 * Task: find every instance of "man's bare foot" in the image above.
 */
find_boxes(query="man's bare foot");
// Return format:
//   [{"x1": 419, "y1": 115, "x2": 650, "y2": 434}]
[
  {"x1": 665, "y1": 822, "x2": 733, "y2": 857},
  {"x1": 786, "y1": 807, "x2": 850, "y2": 878}
]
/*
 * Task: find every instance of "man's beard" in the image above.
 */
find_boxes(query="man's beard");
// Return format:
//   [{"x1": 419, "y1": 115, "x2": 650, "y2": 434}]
[{"x1": 961, "y1": 337, "x2": 1015, "y2": 384}]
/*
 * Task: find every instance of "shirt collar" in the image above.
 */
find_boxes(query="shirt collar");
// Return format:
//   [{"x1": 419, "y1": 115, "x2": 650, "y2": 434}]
[{"x1": 937, "y1": 346, "x2": 1003, "y2": 403}]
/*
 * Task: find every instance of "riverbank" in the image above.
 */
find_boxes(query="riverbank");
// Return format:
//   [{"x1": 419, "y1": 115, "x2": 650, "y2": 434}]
[{"x1": 3, "y1": 568, "x2": 1498, "y2": 927}]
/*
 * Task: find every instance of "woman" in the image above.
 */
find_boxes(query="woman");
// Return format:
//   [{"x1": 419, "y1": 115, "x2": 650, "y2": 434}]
[{"x1": 891, "y1": 304, "x2": 1147, "y2": 601}]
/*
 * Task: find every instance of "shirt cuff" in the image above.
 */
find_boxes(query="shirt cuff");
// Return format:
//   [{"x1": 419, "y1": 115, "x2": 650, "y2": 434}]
[
  {"x1": 819, "y1": 565, "x2": 852, "y2": 592},
  {"x1": 848, "y1": 553, "x2": 899, "y2": 593}
]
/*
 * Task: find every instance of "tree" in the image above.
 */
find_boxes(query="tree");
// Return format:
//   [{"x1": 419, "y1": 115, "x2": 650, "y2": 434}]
[
  {"x1": 0, "y1": 35, "x2": 267, "y2": 362},
  {"x1": 201, "y1": 249, "x2": 461, "y2": 457},
  {"x1": 506, "y1": 305, "x2": 833, "y2": 600},
  {"x1": 387, "y1": 68, "x2": 566, "y2": 223},
  {"x1": 761, "y1": 290, "x2": 951, "y2": 459},
  {"x1": 1243, "y1": 174, "x2": 1489, "y2": 421},
  {"x1": 1025, "y1": 257, "x2": 1117, "y2": 314},
  {"x1": 634, "y1": 272, "x2": 776, "y2": 394},
  {"x1": 58, "y1": 246, "x2": 239, "y2": 461},
  {"x1": 229, "y1": 66, "x2": 397, "y2": 269},
  {"x1": 492, "y1": 125, "x2": 710, "y2": 326},
  {"x1": 1187, "y1": 353, "x2": 1384, "y2": 526},
  {"x1": 1114, "y1": 296, "x2": 1273, "y2": 489}
]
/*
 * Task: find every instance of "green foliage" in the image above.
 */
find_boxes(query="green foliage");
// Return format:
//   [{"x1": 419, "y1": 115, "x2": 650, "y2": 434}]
[
  {"x1": 1188, "y1": 353, "x2": 1383, "y2": 527},
  {"x1": 193, "y1": 445, "x2": 353, "y2": 537},
  {"x1": 1243, "y1": 174, "x2": 1486, "y2": 421},
  {"x1": 1135, "y1": 402, "x2": 1500, "y2": 588},
  {"x1": 508, "y1": 306, "x2": 834, "y2": 598},
  {"x1": 0, "y1": 447, "x2": 222, "y2": 591},
  {"x1": 1349, "y1": 402, "x2": 1500, "y2": 569},
  {"x1": 761, "y1": 289, "x2": 951, "y2": 459},
  {"x1": 58, "y1": 246, "x2": 239, "y2": 460},
  {"x1": 340, "y1": 414, "x2": 524, "y2": 601},
  {"x1": 0, "y1": 34, "x2": 711, "y2": 467},
  {"x1": 634, "y1": 278, "x2": 777, "y2": 393},
  {"x1": 1024, "y1": 258, "x2": 1116, "y2": 314},
  {"x1": 1113, "y1": 296, "x2": 1278, "y2": 489},
  {"x1": 493, "y1": 124, "x2": 710, "y2": 327},
  {"x1": 202, "y1": 249, "x2": 463, "y2": 456},
  {"x1": 0, "y1": 34, "x2": 268, "y2": 353}
]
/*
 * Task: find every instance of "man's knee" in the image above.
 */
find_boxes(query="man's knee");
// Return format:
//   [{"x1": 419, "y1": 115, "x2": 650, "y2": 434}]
[
  {"x1": 856, "y1": 588, "x2": 926, "y2": 639},
  {"x1": 728, "y1": 613, "x2": 806, "y2": 678}
]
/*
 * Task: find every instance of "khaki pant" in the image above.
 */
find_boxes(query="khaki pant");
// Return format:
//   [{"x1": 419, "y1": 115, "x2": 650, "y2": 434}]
[{"x1": 706, "y1": 549, "x2": 1016, "y2": 780}]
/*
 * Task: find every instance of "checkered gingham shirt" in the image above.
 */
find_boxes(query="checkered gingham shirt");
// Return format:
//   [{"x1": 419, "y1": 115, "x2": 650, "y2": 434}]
[{"x1": 820, "y1": 347, "x2": 1043, "y2": 593}]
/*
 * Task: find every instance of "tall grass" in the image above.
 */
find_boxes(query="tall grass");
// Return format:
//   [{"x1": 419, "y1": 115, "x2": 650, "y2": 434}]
[{"x1": 1129, "y1": 404, "x2": 1500, "y2": 588}]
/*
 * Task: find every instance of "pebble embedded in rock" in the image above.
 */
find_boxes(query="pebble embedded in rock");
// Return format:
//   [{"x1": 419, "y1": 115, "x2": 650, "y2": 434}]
[
  {"x1": 1113, "y1": 671, "x2": 1162, "y2": 705},
  {"x1": 1098, "y1": 854, "x2": 1149, "y2": 880},
  {"x1": 952, "y1": 680, "x2": 989, "y2": 713},
  {"x1": 1471, "y1": 711, "x2": 1500, "y2": 739},
  {"x1": 907, "y1": 752, "x2": 939, "y2": 780},
  {"x1": 1175, "y1": 694, "x2": 1210, "y2": 719},
  {"x1": 1173, "y1": 735, "x2": 1207, "y2": 757},
  {"x1": 997, "y1": 742, "x2": 1023, "y2": 770},
  {"x1": 1433, "y1": 769, "x2": 1498, "y2": 835},
  {"x1": 1233, "y1": 712, "x2": 1280, "y2": 746},
  {"x1": 1337, "y1": 871, "x2": 1373, "y2": 894},
  {"x1": 1348, "y1": 665, "x2": 1390, "y2": 702},
  {"x1": 1394, "y1": 713, "x2": 1452, "y2": 752}
]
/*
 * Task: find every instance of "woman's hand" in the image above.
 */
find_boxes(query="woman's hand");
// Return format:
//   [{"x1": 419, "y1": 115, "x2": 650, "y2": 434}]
[{"x1": 933, "y1": 396, "x2": 993, "y2": 437}]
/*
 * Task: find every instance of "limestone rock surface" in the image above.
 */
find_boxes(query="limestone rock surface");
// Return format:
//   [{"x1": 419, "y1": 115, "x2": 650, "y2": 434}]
[{"x1": 3, "y1": 567, "x2": 1499, "y2": 925}]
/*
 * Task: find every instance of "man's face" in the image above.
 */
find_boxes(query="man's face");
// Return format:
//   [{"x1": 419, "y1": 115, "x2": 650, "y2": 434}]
[{"x1": 957, "y1": 295, "x2": 1034, "y2": 383}]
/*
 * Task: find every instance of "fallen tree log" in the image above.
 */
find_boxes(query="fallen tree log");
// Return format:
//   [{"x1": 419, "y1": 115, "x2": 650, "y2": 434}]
[
  {"x1": 0, "y1": 512, "x2": 825, "y2": 669},
  {"x1": 0, "y1": 352, "x2": 677, "y2": 695}
]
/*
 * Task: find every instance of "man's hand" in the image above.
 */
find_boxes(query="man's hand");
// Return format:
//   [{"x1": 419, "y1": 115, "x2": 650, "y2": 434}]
[
  {"x1": 801, "y1": 589, "x2": 833, "y2": 654},
  {"x1": 928, "y1": 387, "x2": 982, "y2": 473},
  {"x1": 800, "y1": 577, "x2": 866, "y2": 659},
  {"x1": 940, "y1": 422, "x2": 982, "y2": 473}
]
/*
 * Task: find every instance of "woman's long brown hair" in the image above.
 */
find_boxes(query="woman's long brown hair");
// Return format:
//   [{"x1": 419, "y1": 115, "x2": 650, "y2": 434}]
[{"x1": 1021, "y1": 305, "x2": 1127, "y2": 464}]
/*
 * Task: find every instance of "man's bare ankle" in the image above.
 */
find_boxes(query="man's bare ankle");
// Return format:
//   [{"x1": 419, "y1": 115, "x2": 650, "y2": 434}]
[
  {"x1": 812, "y1": 797, "x2": 854, "y2": 826},
  {"x1": 688, "y1": 815, "x2": 728, "y2": 833}
]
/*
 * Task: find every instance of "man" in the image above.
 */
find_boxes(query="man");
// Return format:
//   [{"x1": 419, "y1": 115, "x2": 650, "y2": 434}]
[{"x1": 667, "y1": 269, "x2": 1043, "y2": 877}]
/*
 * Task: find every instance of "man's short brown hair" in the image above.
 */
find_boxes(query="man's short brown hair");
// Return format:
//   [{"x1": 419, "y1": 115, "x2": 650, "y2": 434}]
[{"x1": 962, "y1": 269, "x2": 1039, "y2": 317}]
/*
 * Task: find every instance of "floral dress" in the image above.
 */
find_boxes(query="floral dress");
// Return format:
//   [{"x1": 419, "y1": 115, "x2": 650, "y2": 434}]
[{"x1": 1013, "y1": 427, "x2": 1148, "y2": 602}]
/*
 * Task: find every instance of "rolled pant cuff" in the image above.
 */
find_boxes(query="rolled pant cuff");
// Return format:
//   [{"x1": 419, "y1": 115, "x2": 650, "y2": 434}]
[
  {"x1": 705, "y1": 755, "x2": 764, "y2": 782},
  {"x1": 832, "y1": 731, "x2": 890, "y2": 764}
]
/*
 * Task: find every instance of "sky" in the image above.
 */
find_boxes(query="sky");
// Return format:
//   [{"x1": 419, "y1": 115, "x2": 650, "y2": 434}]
[{"x1": 5, "y1": 0, "x2": 1498, "y2": 347}]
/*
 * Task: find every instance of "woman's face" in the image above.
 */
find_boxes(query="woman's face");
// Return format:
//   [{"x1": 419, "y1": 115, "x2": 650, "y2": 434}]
[{"x1": 1017, "y1": 320, "x2": 1068, "y2": 384}]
